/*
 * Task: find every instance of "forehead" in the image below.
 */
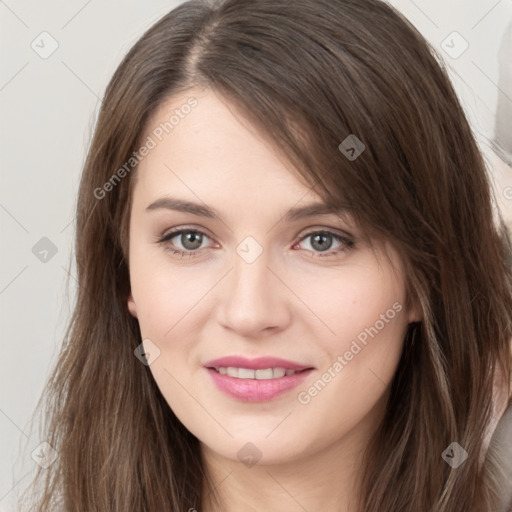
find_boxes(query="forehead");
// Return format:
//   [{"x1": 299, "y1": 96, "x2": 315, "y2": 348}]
[{"x1": 133, "y1": 87, "x2": 324, "y2": 211}]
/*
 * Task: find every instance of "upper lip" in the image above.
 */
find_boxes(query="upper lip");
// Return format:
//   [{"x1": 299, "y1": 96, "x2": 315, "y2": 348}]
[{"x1": 204, "y1": 356, "x2": 313, "y2": 371}]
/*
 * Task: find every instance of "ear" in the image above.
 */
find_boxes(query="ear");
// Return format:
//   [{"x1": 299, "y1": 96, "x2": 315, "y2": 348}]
[{"x1": 127, "y1": 291, "x2": 138, "y2": 318}]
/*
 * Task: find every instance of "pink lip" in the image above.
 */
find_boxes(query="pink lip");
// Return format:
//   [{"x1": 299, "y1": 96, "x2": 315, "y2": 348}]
[
  {"x1": 203, "y1": 356, "x2": 315, "y2": 402},
  {"x1": 204, "y1": 356, "x2": 312, "y2": 371}
]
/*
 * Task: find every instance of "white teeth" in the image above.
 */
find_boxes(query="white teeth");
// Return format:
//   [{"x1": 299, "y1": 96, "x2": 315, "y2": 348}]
[
  {"x1": 255, "y1": 368, "x2": 273, "y2": 379},
  {"x1": 226, "y1": 367, "x2": 238, "y2": 377},
  {"x1": 238, "y1": 368, "x2": 255, "y2": 379},
  {"x1": 272, "y1": 367, "x2": 287, "y2": 378},
  {"x1": 214, "y1": 366, "x2": 296, "y2": 379}
]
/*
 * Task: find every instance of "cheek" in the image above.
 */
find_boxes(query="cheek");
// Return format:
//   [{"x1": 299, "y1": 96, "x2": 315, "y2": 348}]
[
  {"x1": 297, "y1": 261, "x2": 408, "y2": 406},
  {"x1": 129, "y1": 250, "x2": 208, "y2": 338},
  {"x1": 129, "y1": 261, "x2": 205, "y2": 399},
  {"x1": 297, "y1": 261, "x2": 407, "y2": 348},
  {"x1": 293, "y1": 268, "x2": 407, "y2": 447}
]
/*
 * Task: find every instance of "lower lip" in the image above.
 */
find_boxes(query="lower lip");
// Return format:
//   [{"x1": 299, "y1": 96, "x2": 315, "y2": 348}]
[{"x1": 205, "y1": 368, "x2": 314, "y2": 402}]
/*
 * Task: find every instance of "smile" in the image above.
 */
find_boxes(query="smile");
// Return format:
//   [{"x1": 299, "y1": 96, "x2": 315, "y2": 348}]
[
  {"x1": 211, "y1": 367, "x2": 302, "y2": 379},
  {"x1": 204, "y1": 356, "x2": 315, "y2": 402}
]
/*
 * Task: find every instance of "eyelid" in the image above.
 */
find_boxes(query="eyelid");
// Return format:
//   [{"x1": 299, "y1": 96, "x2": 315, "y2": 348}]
[
  {"x1": 294, "y1": 228, "x2": 355, "y2": 253},
  {"x1": 296, "y1": 225, "x2": 354, "y2": 240},
  {"x1": 157, "y1": 225, "x2": 353, "y2": 243},
  {"x1": 158, "y1": 225, "x2": 216, "y2": 242}
]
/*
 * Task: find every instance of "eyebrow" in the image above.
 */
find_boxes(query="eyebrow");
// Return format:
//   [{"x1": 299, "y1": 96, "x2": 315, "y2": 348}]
[{"x1": 145, "y1": 197, "x2": 343, "y2": 222}]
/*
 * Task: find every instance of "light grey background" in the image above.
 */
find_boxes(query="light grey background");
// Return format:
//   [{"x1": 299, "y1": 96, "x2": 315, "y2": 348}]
[{"x1": 1, "y1": 1, "x2": 511, "y2": 510}]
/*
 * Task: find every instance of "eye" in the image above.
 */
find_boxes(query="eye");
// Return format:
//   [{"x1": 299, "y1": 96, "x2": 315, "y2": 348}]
[
  {"x1": 155, "y1": 227, "x2": 355, "y2": 259},
  {"x1": 294, "y1": 230, "x2": 355, "y2": 258},
  {"x1": 156, "y1": 228, "x2": 215, "y2": 258}
]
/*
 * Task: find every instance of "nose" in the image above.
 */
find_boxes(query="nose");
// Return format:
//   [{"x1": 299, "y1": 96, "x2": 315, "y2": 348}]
[{"x1": 217, "y1": 247, "x2": 292, "y2": 338}]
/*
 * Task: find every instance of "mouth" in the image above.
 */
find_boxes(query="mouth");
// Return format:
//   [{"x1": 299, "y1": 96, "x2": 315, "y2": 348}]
[
  {"x1": 208, "y1": 366, "x2": 310, "y2": 379},
  {"x1": 203, "y1": 357, "x2": 315, "y2": 402}
]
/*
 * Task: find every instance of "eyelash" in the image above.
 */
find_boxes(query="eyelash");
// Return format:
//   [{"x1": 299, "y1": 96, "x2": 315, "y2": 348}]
[{"x1": 155, "y1": 227, "x2": 355, "y2": 259}]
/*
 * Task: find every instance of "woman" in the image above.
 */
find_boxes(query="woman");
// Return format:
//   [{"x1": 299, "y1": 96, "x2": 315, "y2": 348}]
[{"x1": 23, "y1": 0, "x2": 512, "y2": 510}]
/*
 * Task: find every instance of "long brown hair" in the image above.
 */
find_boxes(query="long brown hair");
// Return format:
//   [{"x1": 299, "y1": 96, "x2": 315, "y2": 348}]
[{"x1": 22, "y1": 0, "x2": 512, "y2": 510}]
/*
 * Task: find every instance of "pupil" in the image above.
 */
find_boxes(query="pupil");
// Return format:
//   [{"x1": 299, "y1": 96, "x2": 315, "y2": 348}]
[
  {"x1": 183, "y1": 232, "x2": 202, "y2": 250},
  {"x1": 312, "y1": 234, "x2": 332, "y2": 251}
]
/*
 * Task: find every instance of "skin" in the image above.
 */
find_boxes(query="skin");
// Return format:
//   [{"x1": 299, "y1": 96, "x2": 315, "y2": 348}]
[{"x1": 127, "y1": 86, "x2": 420, "y2": 512}]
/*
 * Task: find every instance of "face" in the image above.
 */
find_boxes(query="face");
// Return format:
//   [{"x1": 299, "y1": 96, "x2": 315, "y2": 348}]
[{"x1": 127, "y1": 87, "x2": 419, "y2": 466}]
